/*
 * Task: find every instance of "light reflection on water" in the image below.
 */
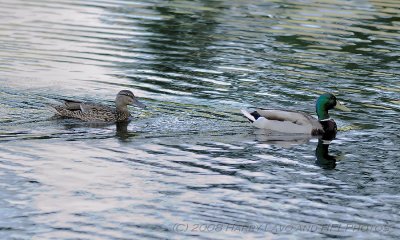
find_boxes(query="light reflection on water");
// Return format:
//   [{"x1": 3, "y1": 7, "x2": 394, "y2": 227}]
[{"x1": 0, "y1": 0, "x2": 399, "y2": 239}]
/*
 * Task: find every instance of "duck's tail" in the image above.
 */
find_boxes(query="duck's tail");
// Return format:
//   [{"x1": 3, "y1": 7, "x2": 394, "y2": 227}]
[
  {"x1": 241, "y1": 109, "x2": 256, "y2": 123},
  {"x1": 48, "y1": 104, "x2": 62, "y2": 114}
]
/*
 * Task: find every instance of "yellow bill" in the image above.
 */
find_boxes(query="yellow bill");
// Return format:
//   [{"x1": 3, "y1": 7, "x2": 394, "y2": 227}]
[{"x1": 334, "y1": 101, "x2": 351, "y2": 112}]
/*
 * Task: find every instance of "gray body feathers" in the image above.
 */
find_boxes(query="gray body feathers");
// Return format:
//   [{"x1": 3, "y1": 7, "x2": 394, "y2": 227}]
[{"x1": 241, "y1": 109, "x2": 324, "y2": 135}]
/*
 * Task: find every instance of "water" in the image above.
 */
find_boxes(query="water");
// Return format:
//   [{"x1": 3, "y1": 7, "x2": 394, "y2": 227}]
[{"x1": 0, "y1": 0, "x2": 399, "y2": 239}]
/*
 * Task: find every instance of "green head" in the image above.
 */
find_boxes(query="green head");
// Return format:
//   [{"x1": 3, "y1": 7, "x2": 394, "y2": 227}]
[{"x1": 315, "y1": 93, "x2": 350, "y2": 120}]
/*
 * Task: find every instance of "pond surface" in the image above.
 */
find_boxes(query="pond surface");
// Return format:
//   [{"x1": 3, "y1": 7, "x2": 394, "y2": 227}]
[{"x1": 1, "y1": 0, "x2": 399, "y2": 239}]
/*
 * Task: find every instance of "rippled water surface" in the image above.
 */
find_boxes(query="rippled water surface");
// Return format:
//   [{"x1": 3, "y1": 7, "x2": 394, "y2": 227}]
[{"x1": 1, "y1": 0, "x2": 399, "y2": 239}]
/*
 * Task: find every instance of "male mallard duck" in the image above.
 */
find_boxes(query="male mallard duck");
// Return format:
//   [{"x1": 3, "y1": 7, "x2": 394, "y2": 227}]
[
  {"x1": 241, "y1": 93, "x2": 350, "y2": 138},
  {"x1": 51, "y1": 90, "x2": 146, "y2": 122}
]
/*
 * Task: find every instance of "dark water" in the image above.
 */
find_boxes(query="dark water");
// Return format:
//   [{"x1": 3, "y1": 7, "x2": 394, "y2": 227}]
[{"x1": 1, "y1": 0, "x2": 399, "y2": 239}]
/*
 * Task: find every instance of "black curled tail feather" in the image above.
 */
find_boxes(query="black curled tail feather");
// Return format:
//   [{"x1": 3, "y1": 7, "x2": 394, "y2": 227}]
[
  {"x1": 240, "y1": 109, "x2": 260, "y2": 123},
  {"x1": 250, "y1": 111, "x2": 261, "y2": 120}
]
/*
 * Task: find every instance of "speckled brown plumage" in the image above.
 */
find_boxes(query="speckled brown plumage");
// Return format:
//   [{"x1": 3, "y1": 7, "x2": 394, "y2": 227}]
[
  {"x1": 51, "y1": 90, "x2": 145, "y2": 122},
  {"x1": 52, "y1": 103, "x2": 130, "y2": 122}
]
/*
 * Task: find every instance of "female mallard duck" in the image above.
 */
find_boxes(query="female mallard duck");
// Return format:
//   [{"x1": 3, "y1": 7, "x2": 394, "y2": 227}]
[
  {"x1": 241, "y1": 93, "x2": 350, "y2": 139},
  {"x1": 51, "y1": 90, "x2": 146, "y2": 122}
]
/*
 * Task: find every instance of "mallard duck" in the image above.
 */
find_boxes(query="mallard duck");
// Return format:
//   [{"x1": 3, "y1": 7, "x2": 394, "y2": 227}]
[
  {"x1": 51, "y1": 90, "x2": 146, "y2": 122},
  {"x1": 241, "y1": 93, "x2": 350, "y2": 138}
]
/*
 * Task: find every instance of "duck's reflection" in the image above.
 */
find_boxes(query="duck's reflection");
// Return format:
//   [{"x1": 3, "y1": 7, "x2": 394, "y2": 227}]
[
  {"x1": 54, "y1": 118, "x2": 115, "y2": 130},
  {"x1": 254, "y1": 129, "x2": 341, "y2": 169},
  {"x1": 315, "y1": 139, "x2": 337, "y2": 170},
  {"x1": 315, "y1": 131, "x2": 341, "y2": 169},
  {"x1": 115, "y1": 121, "x2": 133, "y2": 140},
  {"x1": 53, "y1": 117, "x2": 137, "y2": 141},
  {"x1": 253, "y1": 129, "x2": 312, "y2": 147}
]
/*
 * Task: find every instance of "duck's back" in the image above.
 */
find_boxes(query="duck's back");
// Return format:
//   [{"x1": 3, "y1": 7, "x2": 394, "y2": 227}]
[{"x1": 52, "y1": 101, "x2": 118, "y2": 122}]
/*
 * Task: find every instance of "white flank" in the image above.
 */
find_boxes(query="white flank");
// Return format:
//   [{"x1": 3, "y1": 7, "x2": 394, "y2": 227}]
[{"x1": 253, "y1": 117, "x2": 311, "y2": 134}]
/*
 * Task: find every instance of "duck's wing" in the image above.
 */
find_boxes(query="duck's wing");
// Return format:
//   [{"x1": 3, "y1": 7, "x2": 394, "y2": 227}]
[
  {"x1": 79, "y1": 103, "x2": 113, "y2": 113},
  {"x1": 62, "y1": 99, "x2": 83, "y2": 111},
  {"x1": 51, "y1": 99, "x2": 115, "y2": 121},
  {"x1": 50, "y1": 99, "x2": 82, "y2": 115},
  {"x1": 78, "y1": 103, "x2": 116, "y2": 122},
  {"x1": 257, "y1": 109, "x2": 319, "y2": 126},
  {"x1": 60, "y1": 99, "x2": 113, "y2": 113}
]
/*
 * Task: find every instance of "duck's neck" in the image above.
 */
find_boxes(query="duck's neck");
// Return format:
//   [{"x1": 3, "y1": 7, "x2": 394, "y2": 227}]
[
  {"x1": 316, "y1": 102, "x2": 330, "y2": 120},
  {"x1": 116, "y1": 104, "x2": 128, "y2": 113}
]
